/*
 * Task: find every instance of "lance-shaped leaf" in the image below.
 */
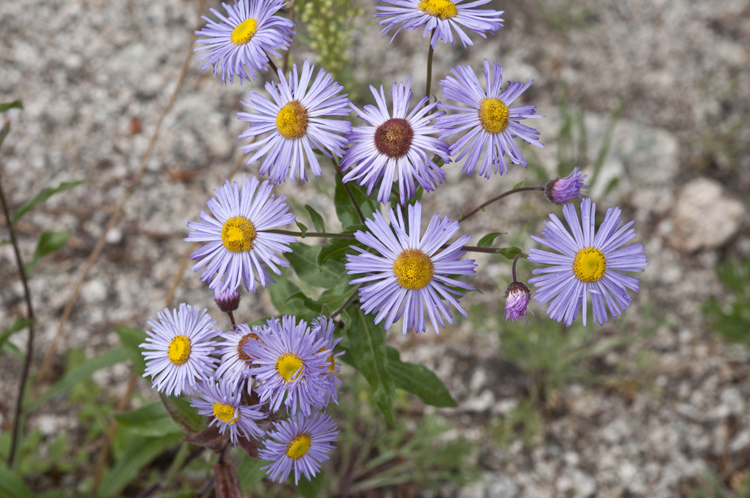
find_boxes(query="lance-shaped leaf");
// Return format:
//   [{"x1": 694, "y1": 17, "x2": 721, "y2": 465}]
[
  {"x1": 334, "y1": 174, "x2": 377, "y2": 229},
  {"x1": 160, "y1": 392, "x2": 204, "y2": 436},
  {"x1": 304, "y1": 205, "x2": 326, "y2": 233},
  {"x1": 24, "y1": 231, "x2": 69, "y2": 272},
  {"x1": 13, "y1": 180, "x2": 84, "y2": 225},
  {"x1": 497, "y1": 247, "x2": 528, "y2": 260},
  {"x1": 476, "y1": 232, "x2": 505, "y2": 248},
  {"x1": 114, "y1": 402, "x2": 183, "y2": 437},
  {"x1": 344, "y1": 308, "x2": 395, "y2": 425},
  {"x1": 114, "y1": 325, "x2": 147, "y2": 376},
  {"x1": 386, "y1": 347, "x2": 457, "y2": 408}
]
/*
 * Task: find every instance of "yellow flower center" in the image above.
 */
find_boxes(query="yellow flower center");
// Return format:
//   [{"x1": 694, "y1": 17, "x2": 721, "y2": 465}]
[
  {"x1": 573, "y1": 247, "x2": 607, "y2": 282},
  {"x1": 417, "y1": 0, "x2": 458, "y2": 20},
  {"x1": 212, "y1": 403, "x2": 238, "y2": 424},
  {"x1": 286, "y1": 434, "x2": 312, "y2": 460},
  {"x1": 231, "y1": 18, "x2": 258, "y2": 45},
  {"x1": 478, "y1": 98, "x2": 510, "y2": 134},
  {"x1": 167, "y1": 335, "x2": 191, "y2": 365},
  {"x1": 276, "y1": 100, "x2": 309, "y2": 140},
  {"x1": 276, "y1": 353, "x2": 304, "y2": 382},
  {"x1": 393, "y1": 249, "x2": 434, "y2": 290},
  {"x1": 221, "y1": 216, "x2": 256, "y2": 253},
  {"x1": 237, "y1": 332, "x2": 259, "y2": 362},
  {"x1": 316, "y1": 347, "x2": 336, "y2": 373}
]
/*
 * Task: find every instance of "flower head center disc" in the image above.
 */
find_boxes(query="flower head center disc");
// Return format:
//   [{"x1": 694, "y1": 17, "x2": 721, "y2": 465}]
[
  {"x1": 374, "y1": 118, "x2": 414, "y2": 159},
  {"x1": 573, "y1": 247, "x2": 606, "y2": 282},
  {"x1": 276, "y1": 353, "x2": 304, "y2": 382},
  {"x1": 212, "y1": 403, "x2": 238, "y2": 424},
  {"x1": 393, "y1": 249, "x2": 434, "y2": 290},
  {"x1": 418, "y1": 0, "x2": 458, "y2": 20},
  {"x1": 478, "y1": 98, "x2": 510, "y2": 134},
  {"x1": 231, "y1": 18, "x2": 258, "y2": 45},
  {"x1": 221, "y1": 216, "x2": 256, "y2": 253},
  {"x1": 276, "y1": 100, "x2": 309, "y2": 140},
  {"x1": 238, "y1": 332, "x2": 259, "y2": 361},
  {"x1": 167, "y1": 335, "x2": 191, "y2": 365},
  {"x1": 286, "y1": 434, "x2": 312, "y2": 460}
]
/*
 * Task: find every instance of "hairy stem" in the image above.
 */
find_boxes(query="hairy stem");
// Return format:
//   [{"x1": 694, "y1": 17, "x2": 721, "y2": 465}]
[
  {"x1": 511, "y1": 253, "x2": 521, "y2": 282},
  {"x1": 459, "y1": 186, "x2": 545, "y2": 222},
  {"x1": 0, "y1": 175, "x2": 35, "y2": 469}
]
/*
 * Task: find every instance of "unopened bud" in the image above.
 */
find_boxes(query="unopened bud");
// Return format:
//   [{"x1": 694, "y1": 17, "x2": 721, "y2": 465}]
[
  {"x1": 504, "y1": 281, "x2": 532, "y2": 322},
  {"x1": 545, "y1": 167, "x2": 589, "y2": 205},
  {"x1": 214, "y1": 288, "x2": 240, "y2": 313}
]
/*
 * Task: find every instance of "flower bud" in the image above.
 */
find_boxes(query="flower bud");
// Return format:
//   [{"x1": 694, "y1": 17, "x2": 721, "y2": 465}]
[
  {"x1": 214, "y1": 288, "x2": 240, "y2": 313},
  {"x1": 544, "y1": 167, "x2": 589, "y2": 204},
  {"x1": 504, "y1": 281, "x2": 532, "y2": 322}
]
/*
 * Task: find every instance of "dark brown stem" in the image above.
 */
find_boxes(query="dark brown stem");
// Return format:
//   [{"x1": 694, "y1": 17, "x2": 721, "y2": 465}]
[
  {"x1": 331, "y1": 287, "x2": 361, "y2": 319},
  {"x1": 0, "y1": 175, "x2": 35, "y2": 469},
  {"x1": 459, "y1": 186, "x2": 545, "y2": 222},
  {"x1": 425, "y1": 30, "x2": 435, "y2": 99},
  {"x1": 228, "y1": 311, "x2": 237, "y2": 327},
  {"x1": 332, "y1": 158, "x2": 366, "y2": 224},
  {"x1": 266, "y1": 229, "x2": 357, "y2": 239},
  {"x1": 264, "y1": 50, "x2": 280, "y2": 76},
  {"x1": 461, "y1": 245, "x2": 513, "y2": 254},
  {"x1": 511, "y1": 253, "x2": 521, "y2": 282}
]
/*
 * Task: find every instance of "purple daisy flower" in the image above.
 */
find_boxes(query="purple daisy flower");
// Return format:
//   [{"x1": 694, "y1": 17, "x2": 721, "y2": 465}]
[
  {"x1": 140, "y1": 304, "x2": 219, "y2": 397},
  {"x1": 375, "y1": 0, "x2": 503, "y2": 48},
  {"x1": 246, "y1": 316, "x2": 331, "y2": 415},
  {"x1": 214, "y1": 323, "x2": 264, "y2": 392},
  {"x1": 238, "y1": 60, "x2": 352, "y2": 184},
  {"x1": 504, "y1": 281, "x2": 532, "y2": 323},
  {"x1": 528, "y1": 199, "x2": 648, "y2": 326},
  {"x1": 260, "y1": 411, "x2": 339, "y2": 485},
  {"x1": 311, "y1": 316, "x2": 344, "y2": 405},
  {"x1": 194, "y1": 0, "x2": 295, "y2": 84},
  {"x1": 436, "y1": 59, "x2": 544, "y2": 178},
  {"x1": 190, "y1": 377, "x2": 265, "y2": 444},
  {"x1": 345, "y1": 202, "x2": 476, "y2": 335},
  {"x1": 186, "y1": 174, "x2": 296, "y2": 293},
  {"x1": 341, "y1": 77, "x2": 450, "y2": 205},
  {"x1": 545, "y1": 167, "x2": 589, "y2": 205}
]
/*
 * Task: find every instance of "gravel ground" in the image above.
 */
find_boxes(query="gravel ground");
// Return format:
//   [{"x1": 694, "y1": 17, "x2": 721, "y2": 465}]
[{"x1": 1, "y1": 0, "x2": 750, "y2": 496}]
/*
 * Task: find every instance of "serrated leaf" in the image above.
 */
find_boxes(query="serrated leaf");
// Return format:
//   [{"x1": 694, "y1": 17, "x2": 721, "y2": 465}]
[
  {"x1": 0, "y1": 317, "x2": 34, "y2": 355},
  {"x1": 13, "y1": 181, "x2": 84, "y2": 225},
  {"x1": 286, "y1": 242, "x2": 346, "y2": 289},
  {"x1": 334, "y1": 174, "x2": 377, "y2": 229},
  {"x1": 114, "y1": 326, "x2": 147, "y2": 376},
  {"x1": 476, "y1": 232, "x2": 505, "y2": 248},
  {"x1": 26, "y1": 346, "x2": 130, "y2": 412},
  {"x1": 345, "y1": 308, "x2": 395, "y2": 425},
  {"x1": 304, "y1": 205, "x2": 326, "y2": 233},
  {"x1": 114, "y1": 402, "x2": 182, "y2": 436},
  {"x1": 24, "y1": 231, "x2": 69, "y2": 271},
  {"x1": 98, "y1": 432, "x2": 184, "y2": 497},
  {"x1": 0, "y1": 101, "x2": 23, "y2": 112},
  {"x1": 296, "y1": 221, "x2": 308, "y2": 238},
  {"x1": 497, "y1": 247, "x2": 528, "y2": 260},
  {"x1": 386, "y1": 347, "x2": 457, "y2": 407}
]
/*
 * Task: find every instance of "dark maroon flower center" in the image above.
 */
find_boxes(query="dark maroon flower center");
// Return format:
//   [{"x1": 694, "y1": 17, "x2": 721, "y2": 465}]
[{"x1": 374, "y1": 118, "x2": 414, "y2": 159}]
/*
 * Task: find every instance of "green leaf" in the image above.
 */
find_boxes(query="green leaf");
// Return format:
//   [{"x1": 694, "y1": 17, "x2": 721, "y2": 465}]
[
  {"x1": 304, "y1": 205, "x2": 326, "y2": 233},
  {"x1": 98, "y1": 433, "x2": 184, "y2": 497},
  {"x1": 386, "y1": 347, "x2": 457, "y2": 407},
  {"x1": 297, "y1": 470, "x2": 325, "y2": 497},
  {"x1": 285, "y1": 242, "x2": 346, "y2": 289},
  {"x1": 159, "y1": 393, "x2": 204, "y2": 435},
  {"x1": 497, "y1": 247, "x2": 528, "y2": 260},
  {"x1": 476, "y1": 232, "x2": 505, "y2": 248},
  {"x1": 334, "y1": 174, "x2": 377, "y2": 229},
  {"x1": 295, "y1": 221, "x2": 308, "y2": 238},
  {"x1": 316, "y1": 224, "x2": 366, "y2": 266},
  {"x1": 24, "y1": 231, "x2": 69, "y2": 272},
  {"x1": 281, "y1": 291, "x2": 325, "y2": 322},
  {"x1": 114, "y1": 326, "x2": 147, "y2": 376},
  {"x1": 345, "y1": 308, "x2": 395, "y2": 425},
  {"x1": 602, "y1": 177, "x2": 620, "y2": 198},
  {"x1": 0, "y1": 317, "x2": 34, "y2": 355},
  {"x1": 512, "y1": 181, "x2": 525, "y2": 190},
  {"x1": 13, "y1": 181, "x2": 84, "y2": 226},
  {"x1": 0, "y1": 462, "x2": 34, "y2": 498},
  {"x1": 114, "y1": 402, "x2": 183, "y2": 437},
  {"x1": 0, "y1": 101, "x2": 23, "y2": 112},
  {"x1": 236, "y1": 456, "x2": 266, "y2": 490},
  {"x1": 27, "y1": 346, "x2": 130, "y2": 411},
  {"x1": 0, "y1": 122, "x2": 9, "y2": 149}
]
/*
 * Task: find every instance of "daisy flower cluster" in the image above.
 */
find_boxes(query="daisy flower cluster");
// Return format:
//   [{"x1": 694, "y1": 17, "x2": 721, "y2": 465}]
[{"x1": 134, "y1": 0, "x2": 648, "y2": 490}]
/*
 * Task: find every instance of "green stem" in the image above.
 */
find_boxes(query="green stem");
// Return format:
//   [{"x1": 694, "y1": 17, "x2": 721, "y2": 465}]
[
  {"x1": 332, "y1": 157, "x2": 366, "y2": 224},
  {"x1": 459, "y1": 186, "x2": 545, "y2": 222}
]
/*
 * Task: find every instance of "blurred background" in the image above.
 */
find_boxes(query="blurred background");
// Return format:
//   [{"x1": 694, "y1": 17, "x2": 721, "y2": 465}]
[{"x1": 1, "y1": 0, "x2": 749, "y2": 496}]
